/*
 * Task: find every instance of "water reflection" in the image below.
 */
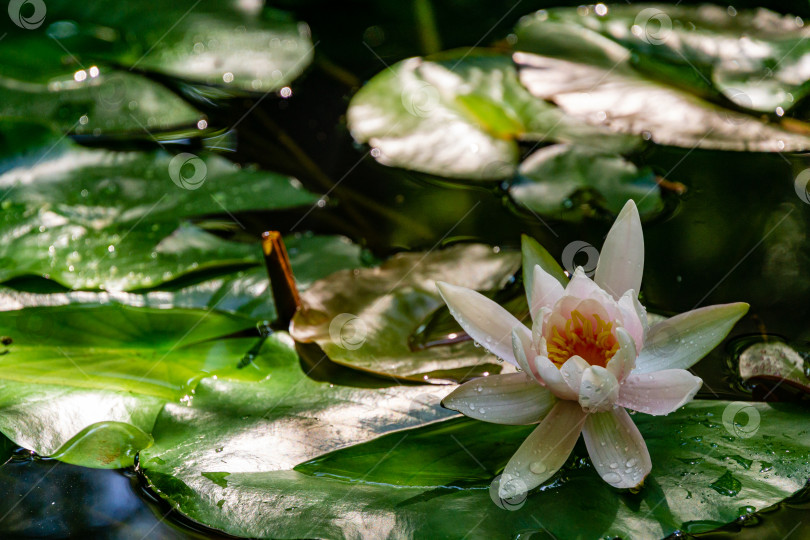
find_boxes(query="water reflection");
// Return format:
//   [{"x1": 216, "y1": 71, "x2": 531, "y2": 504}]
[{"x1": 0, "y1": 455, "x2": 214, "y2": 539}]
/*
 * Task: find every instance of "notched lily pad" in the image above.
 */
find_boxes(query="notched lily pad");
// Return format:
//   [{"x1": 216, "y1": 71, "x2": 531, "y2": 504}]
[
  {"x1": 0, "y1": 120, "x2": 318, "y2": 291},
  {"x1": 509, "y1": 144, "x2": 664, "y2": 221},
  {"x1": 348, "y1": 49, "x2": 635, "y2": 180},
  {"x1": 291, "y1": 243, "x2": 521, "y2": 382},
  {"x1": 524, "y1": 5, "x2": 810, "y2": 114},
  {"x1": 513, "y1": 7, "x2": 810, "y2": 152},
  {"x1": 0, "y1": 234, "x2": 368, "y2": 320},
  {"x1": 737, "y1": 340, "x2": 810, "y2": 396},
  {"x1": 142, "y1": 400, "x2": 810, "y2": 539},
  {"x1": 0, "y1": 304, "x2": 271, "y2": 467}
]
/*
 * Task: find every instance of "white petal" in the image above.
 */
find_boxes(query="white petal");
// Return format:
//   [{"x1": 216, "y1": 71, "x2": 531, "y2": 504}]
[
  {"x1": 437, "y1": 281, "x2": 532, "y2": 367},
  {"x1": 442, "y1": 373, "x2": 557, "y2": 425},
  {"x1": 530, "y1": 265, "x2": 565, "y2": 320},
  {"x1": 606, "y1": 327, "x2": 637, "y2": 382},
  {"x1": 560, "y1": 356, "x2": 589, "y2": 393},
  {"x1": 617, "y1": 290, "x2": 646, "y2": 351},
  {"x1": 595, "y1": 200, "x2": 644, "y2": 300},
  {"x1": 618, "y1": 369, "x2": 702, "y2": 415},
  {"x1": 521, "y1": 235, "x2": 568, "y2": 307},
  {"x1": 579, "y1": 365, "x2": 619, "y2": 412},
  {"x1": 498, "y1": 400, "x2": 586, "y2": 499},
  {"x1": 565, "y1": 267, "x2": 604, "y2": 300},
  {"x1": 512, "y1": 329, "x2": 541, "y2": 382},
  {"x1": 532, "y1": 310, "x2": 550, "y2": 354},
  {"x1": 535, "y1": 356, "x2": 578, "y2": 400},
  {"x1": 634, "y1": 302, "x2": 749, "y2": 374},
  {"x1": 582, "y1": 407, "x2": 651, "y2": 489}
]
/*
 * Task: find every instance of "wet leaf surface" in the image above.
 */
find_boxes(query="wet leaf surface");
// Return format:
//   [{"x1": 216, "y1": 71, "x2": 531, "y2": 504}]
[
  {"x1": 0, "y1": 121, "x2": 317, "y2": 291},
  {"x1": 0, "y1": 233, "x2": 368, "y2": 320},
  {"x1": 509, "y1": 144, "x2": 664, "y2": 221},
  {"x1": 142, "y1": 398, "x2": 810, "y2": 538},
  {"x1": 347, "y1": 50, "x2": 635, "y2": 179},
  {"x1": 291, "y1": 243, "x2": 522, "y2": 382},
  {"x1": 513, "y1": 6, "x2": 810, "y2": 152},
  {"x1": 0, "y1": 304, "x2": 263, "y2": 467}
]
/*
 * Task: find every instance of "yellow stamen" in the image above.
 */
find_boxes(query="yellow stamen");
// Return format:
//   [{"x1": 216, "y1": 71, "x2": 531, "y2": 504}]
[{"x1": 546, "y1": 309, "x2": 619, "y2": 368}]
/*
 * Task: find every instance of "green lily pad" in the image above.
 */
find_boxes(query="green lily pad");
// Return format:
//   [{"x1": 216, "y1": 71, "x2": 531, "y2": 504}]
[
  {"x1": 14, "y1": 1, "x2": 313, "y2": 95},
  {"x1": 347, "y1": 49, "x2": 636, "y2": 180},
  {"x1": 141, "y1": 397, "x2": 810, "y2": 538},
  {"x1": 522, "y1": 5, "x2": 810, "y2": 114},
  {"x1": 737, "y1": 340, "x2": 810, "y2": 395},
  {"x1": 513, "y1": 10, "x2": 810, "y2": 152},
  {"x1": 0, "y1": 121, "x2": 318, "y2": 291},
  {"x1": 290, "y1": 243, "x2": 521, "y2": 382},
  {"x1": 0, "y1": 234, "x2": 370, "y2": 321},
  {"x1": 0, "y1": 303, "x2": 274, "y2": 468},
  {"x1": 509, "y1": 144, "x2": 663, "y2": 221},
  {"x1": 138, "y1": 332, "x2": 457, "y2": 535},
  {"x1": 0, "y1": 30, "x2": 204, "y2": 137},
  {"x1": 49, "y1": 421, "x2": 154, "y2": 469}
]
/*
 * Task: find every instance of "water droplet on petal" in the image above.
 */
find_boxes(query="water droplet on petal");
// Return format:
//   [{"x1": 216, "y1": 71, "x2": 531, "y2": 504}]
[
  {"x1": 529, "y1": 461, "x2": 547, "y2": 475},
  {"x1": 603, "y1": 472, "x2": 622, "y2": 484}
]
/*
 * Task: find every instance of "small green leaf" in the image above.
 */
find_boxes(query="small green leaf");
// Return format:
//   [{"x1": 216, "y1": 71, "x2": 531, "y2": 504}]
[
  {"x1": 50, "y1": 421, "x2": 153, "y2": 469},
  {"x1": 510, "y1": 144, "x2": 663, "y2": 221},
  {"x1": 521, "y1": 234, "x2": 568, "y2": 292}
]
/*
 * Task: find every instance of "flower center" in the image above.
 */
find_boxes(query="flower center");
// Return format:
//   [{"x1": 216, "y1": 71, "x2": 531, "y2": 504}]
[{"x1": 546, "y1": 309, "x2": 619, "y2": 368}]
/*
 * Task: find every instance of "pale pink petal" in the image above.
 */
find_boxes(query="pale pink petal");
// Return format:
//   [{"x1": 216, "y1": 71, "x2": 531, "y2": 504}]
[
  {"x1": 578, "y1": 365, "x2": 619, "y2": 412},
  {"x1": 535, "y1": 356, "x2": 578, "y2": 400},
  {"x1": 634, "y1": 302, "x2": 749, "y2": 374},
  {"x1": 594, "y1": 200, "x2": 644, "y2": 300},
  {"x1": 544, "y1": 297, "x2": 614, "y2": 343},
  {"x1": 559, "y1": 355, "x2": 589, "y2": 394},
  {"x1": 532, "y1": 310, "x2": 550, "y2": 355},
  {"x1": 442, "y1": 373, "x2": 556, "y2": 425},
  {"x1": 437, "y1": 281, "x2": 532, "y2": 367},
  {"x1": 582, "y1": 407, "x2": 651, "y2": 489},
  {"x1": 530, "y1": 265, "x2": 565, "y2": 320},
  {"x1": 617, "y1": 290, "x2": 646, "y2": 351},
  {"x1": 512, "y1": 329, "x2": 542, "y2": 383},
  {"x1": 606, "y1": 327, "x2": 637, "y2": 382},
  {"x1": 498, "y1": 400, "x2": 587, "y2": 499},
  {"x1": 565, "y1": 267, "x2": 604, "y2": 300},
  {"x1": 618, "y1": 369, "x2": 702, "y2": 415}
]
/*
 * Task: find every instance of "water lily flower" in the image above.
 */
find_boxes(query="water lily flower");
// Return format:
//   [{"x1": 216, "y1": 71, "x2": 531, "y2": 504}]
[{"x1": 437, "y1": 200, "x2": 748, "y2": 499}]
